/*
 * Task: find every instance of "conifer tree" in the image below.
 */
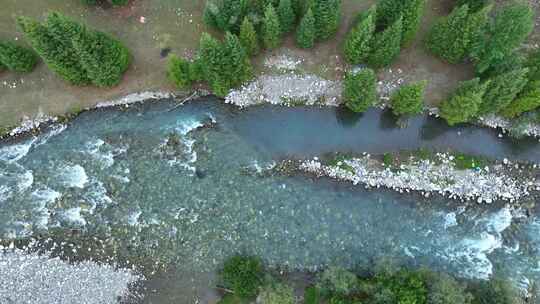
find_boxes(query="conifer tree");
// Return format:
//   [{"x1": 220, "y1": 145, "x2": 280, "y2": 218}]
[
  {"x1": 223, "y1": 32, "x2": 253, "y2": 88},
  {"x1": 440, "y1": 78, "x2": 489, "y2": 125},
  {"x1": 472, "y1": 3, "x2": 534, "y2": 74},
  {"x1": 456, "y1": 0, "x2": 489, "y2": 12},
  {"x1": 202, "y1": 0, "x2": 250, "y2": 33},
  {"x1": 390, "y1": 80, "x2": 427, "y2": 116},
  {"x1": 312, "y1": 0, "x2": 341, "y2": 40},
  {"x1": 198, "y1": 32, "x2": 228, "y2": 96},
  {"x1": 343, "y1": 68, "x2": 377, "y2": 113},
  {"x1": 296, "y1": 8, "x2": 316, "y2": 48},
  {"x1": 278, "y1": 0, "x2": 296, "y2": 33},
  {"x1": 0, "y1": 41, "x2": 38, "y2": 73},
  {"x1": 167, "y1": 55, "x2": 192, "y2": 88},
  {"x1": 367, "y1": 16, "x2": 402, "y2": 68},
  {"x1": 262, "y1": 4, "x2": 282, "y2": 49},
  {"x1": 239, "y1": 17, "x2": 259, "y2": 56},
  {"x1": 426, "y1": 4, "x2": 491, "y2": 64},
  {"x1": 377, "y1": 0, "x2": 426, "y2": 46},
  {"x1": 500, "y1": 81, "x2": 540, "y2": 118},
  {"x1": 478, "y1": 68, "x2": 529, "y2": 115},
  {"x1": 343, "y1": 7, "x2": 375, "y2": 64}
]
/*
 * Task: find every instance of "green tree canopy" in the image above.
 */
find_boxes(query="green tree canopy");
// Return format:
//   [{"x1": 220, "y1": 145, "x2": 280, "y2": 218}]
[
  {"x1": 390, "y1": 80, "x2": 427, "y2": 116},
  {"x1": 278, "y1": 0, "x2": 296, "y2": 33},
  {"x1": 312, "y1": 0, "x2": 341, "y2": 40},
  {"x1": 0, "y1": 41, "x2": 38, "y2": 73},
  {"x1": 440, "y1": 78, "x2": 489, "y2": 125},
  {"x1": 343, "y1": 7, "x2": 375, "y2": 64},
  {"x1": 478, "y1": 68, "x2": 529, "y2": 115},
  {"x1": 222, "y1": 256, "x2": 264, "y2": 298},
  {"x1": 239, "y1": 17, "x2": 259, "y2": 56},
  {"x1": 262, "y1": 4, "x2": 282, "y2": 49},
  {"x1": 367, "y1": 16, "x2": 403, "y2": 67},
  {"x1": 167, "y1": 55, "x2": 192, "y2": 89},
  {"x1": 296, "y1": 7, "x2": 316, "y2": 48},
  {"x1": 472, "y1": 2, "x2": 534, "y2": 74},
  {"x1": 343, "y1": 68, "x2": 377, "y2": 113},
  {"x1": 377, "y1": 0, "x2": 426, "y2": 46}
]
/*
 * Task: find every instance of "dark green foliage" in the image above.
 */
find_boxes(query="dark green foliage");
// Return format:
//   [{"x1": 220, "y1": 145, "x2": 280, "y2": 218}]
[
  {"x1": 221, "y1": 255, "x2": 264, "y2": 298},
  {"x1": 452, "y1": 152, "x2": 489, "y2": 170},
  {"x1": 0, "y1": 41, "x2": 38, "y2": 73},
  {"x1": 440, "y1": 78, "x2": 489, "y2": 125},
  {"x1": 525, "y1": 48, "x2": 540, "y2": 81},
  {"x1": 258, "y1": 281, "x2": 295, "y2": 304},
  {"x1": 312, "y1": 0, "x2": 341, "y2": 40},
  {"x1": 262, "y1": 4, "x2": 282, "y2": 49},
  {"x1": 472, "y1": 3, "x2": 534, "y2": 74},
  {"x1": 470, "y1": 277, "x2": 521, "y2": 304},
  {"x1": 479, "y1": 53, "x2": 525, "y2": 79},
  {"x1": 368, "y1": 16, "x2": 403, "y2": 68},
  {"x1": 343, "y1": 68, "x2": 377, "y2": 113},
  {"x1": 426, "y1": 4, "x2": 491, "y2": 64},
  {"x1": 381, "y1": 270, "x2": 428, "y2": 304},
  {"x1": 199, "y1": 32, "x2": 228, "y2": 95},
  {"x1": 239, "y1": 17, "x2": 259, "y2": 56},
  {"x1": 377, "y1": 0, "x2": 426, "y2": 45},
  {"x1": 278, "y1": 0, "x2": 296, "y2": 33},
  {"x1": 167, "y1": 55, "x2": 192, "y2": 88},
  {"x1": 72, "y1": 26, "x2": 130, "y2": 87},
  {"x1": 423, "y1": 272, "x2": 473, "y2": 304},
  {"x1": 223, "y1": 31, "x2": 253, "y2": 87},
  {"x1": 296, "y1": 8, "x2": 316, "y2": 48},
  {"x1": 456, "y1": 0, "x2": 489, "y2": 12},
  {"x1": 478, "y1": 68, "x2": 529, "y2": 115},
  {"x1": 81, "y1": 0, "x2": 99, "y2": 5},
  {"x1": 81, "y1": 0, "x2": 129, "y2": 6},
  {"x1": 390, "y1": 80, "x2": 427, "y2": 116},
  {"x1": 203, "y1": 0, "x2": 250, "y2": 33},
  {"x1": 17, "y1": 15, "x2": 90, "y2": 85},
  {"x1": 17, "y1": 12, "x2": 130, "y2": 86},
  {"x1": 189, "y1": 58, "x2": 205, "y2": 82},
  {"x1": 317, "y1": 266, "x2": 358, "y2": 296},
  {"x1": 500, "y1": 80, "x2": 540, "y2": 118},
  {"x1": 304, "y1": 286, "x2": 321, "y2": 304},
  {"x1": 343, "y1": 7, "x2": 375, "y2": 64},
  {"x1": 110, "y1": 0, "x2": 129, "y2": 5},
  {"x1": 217, "y1": 294, "x2": 246, "y2": 304}
]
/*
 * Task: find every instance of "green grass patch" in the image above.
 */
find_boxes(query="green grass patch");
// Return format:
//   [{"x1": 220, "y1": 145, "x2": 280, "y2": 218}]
[{"x1": 452, "y1": 152, "x2": 489, "y2": 170}]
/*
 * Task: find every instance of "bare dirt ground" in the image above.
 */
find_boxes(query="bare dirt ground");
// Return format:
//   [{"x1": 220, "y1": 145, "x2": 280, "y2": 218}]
[{"x1": 0, "y1": 0, "x2": 539, "y2": 127}]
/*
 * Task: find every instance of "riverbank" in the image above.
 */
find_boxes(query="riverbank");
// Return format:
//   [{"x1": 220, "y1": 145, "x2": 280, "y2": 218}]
[{"x1": 278, "y1": 151, "x2": 540, "y2": 204}]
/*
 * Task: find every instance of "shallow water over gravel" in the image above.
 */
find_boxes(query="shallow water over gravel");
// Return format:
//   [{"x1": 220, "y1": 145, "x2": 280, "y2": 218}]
[{"x1": 0, "y1": 97, "x2": 539, "y2": 303}]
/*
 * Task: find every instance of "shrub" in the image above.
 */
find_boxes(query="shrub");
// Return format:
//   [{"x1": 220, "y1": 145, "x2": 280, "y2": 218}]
[
  {"x1": 390, "y1": 80, "x2": 427, "y2": 116},
  {"x1": 472, "y1": 2, "x2": 534, "y2": 74},
  {"x1": 470, "y1": 277, "x2": 521, "y2": 304},
  {"x1": 368, "y1": 16, "x2": 403, "y2": 68},
  {"x1": 263, "y1": 4, "x2": 282, "y2": 49},
  {"x1": 312, "y1": 0, "x2": 341, "y2": 40},
  {"x1": 382, "y1": 270, "x2": 428, "y2": 304},
  {"x1": 440, "y1": 78, "x2": 489, "y2": 125},
  {"x1": 0, "y1": 41, "x2": 38, "y2": 72},
  {"x1": 343, "y1": 68, "x2": 377, "y2": 113},
  {"x1": 426, "y1": 4, "x2": 491, "y2": 64},
  {"x1": 377, "y1": 0, "x2": 427, "y2": 46},
  {"x1": 239, "y1": 17, "x2": 259, "y2": 56},
  {"x1": 456, "y1": 0, "x2": 489, "y2": 12},
  {"x1": 167, "y1": 55, "x2": 192, "y2": 88},
  {"x1": 478, "y1": 68, "x2": 529, "y2": 115},
  {"x1": 304, "y1": 286, "x2": 321, "y2": 304},
  {"x1": 278, "y1": 0, "x2": 296, "y2": 33},
  {"x1": 343, "y1": 7, "x2": 375, "y2": 64},
  {"x1": 222, "y1": 256, "x2": 264, "y2": 298},
  {"x1": 500, "y1": 80, "x2": 540, "y2": 118},
  {"x1": 317, "y1": 266, "x2": 358, "y2": 296},
  {"x1": 424, "y1": 272, "x2": 473, "y2": 304},
  {"x1": 258, "y1": 281, "x2": 295, "y2": 304},
  {"x1": 296, "y1": 8, "x2": 316, "y2": 48}
]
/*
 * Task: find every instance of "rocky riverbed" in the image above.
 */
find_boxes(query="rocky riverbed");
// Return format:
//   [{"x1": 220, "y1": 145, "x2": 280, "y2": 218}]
[{"x1": 280, "y1": 152, "x2": 540, "y2": 204}]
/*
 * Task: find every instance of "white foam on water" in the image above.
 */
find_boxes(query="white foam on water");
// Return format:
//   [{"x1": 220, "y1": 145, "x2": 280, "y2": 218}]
[
  {"x1": 58, "y1": 164, "x2": 88, "y2": 189},
  {"x1": 61, "y1": 207, "x2": 87, "y2": 226},
  {"x1": 31, "y1": 188, "x2": 62, "y2": 208},
  {"x1": 443, "y1": 212, "x2": 458, "y2": 229},
  {"x1": 16, "y1": 170, "x2": 34, "y2": 193},
  {"x1": 127, "y1": 210, "x2": 142, "y2": 226},
  {"x1": 83, "y1": 180, "x2": 113, "y2": 213},
  {"x1": 34, "y1": 124, "x2": 67, "y2": 147},
  {"x1": 0, "y1": 138, "x2": 36, "y2": 163}
]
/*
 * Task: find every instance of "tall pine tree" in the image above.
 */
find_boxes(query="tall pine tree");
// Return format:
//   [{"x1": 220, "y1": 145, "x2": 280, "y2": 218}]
[
  {"x1": 478, "y1": 68, "x2": 529, "y2": 115},
  {"x1": 262, "y1": 4, "x2": 282, "y2": 49},
  {"x1": 278, "y1": 0, "x2": 296, "y2": 33},
  {"x1": 343, "y1": 7, "x2": 375, "y2": 64},
  {"x1": 343, "y1": 68, "x2": 377, "y2": 113},
  {"x1": 239, "y1": 17, "x2": 259, "y2": 56},
  {"x1": 198, "y1": 32, "x2": 228, "y2": 96},
  {"x1": 312, "y1": 0, "x2": 341, "y2": 40},
  {"x1": 376, "y1": 0, "x2": 426, "y2": 46},
  {"x1": 367, "y1": 16, "x2": 402, "y2": 68},
  {"x1": 440, "y1": 78, "x2": 489, "y2": 125},
  {"x1": 223, "y1": 31, "x2": 253, "y2": 88},
  {"x1": 296, "y1": 7, "x2": 316, "y2": 48}
]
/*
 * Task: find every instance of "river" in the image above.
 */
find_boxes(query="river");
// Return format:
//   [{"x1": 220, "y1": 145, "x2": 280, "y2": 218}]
[{"x1": 0, "y1": 97, "x2": 539, "y2": 303}]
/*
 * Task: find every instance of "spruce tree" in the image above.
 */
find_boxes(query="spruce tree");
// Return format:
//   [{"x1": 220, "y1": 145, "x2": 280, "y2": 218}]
[
  {"x1": 223, "y1": 32, "x2": 253, "y2": 88},
  {"x1": 296, "y1": 8, "x2": 316, "y2": 48},
  {"x1": 198, "y1": 32, "x2": 229, "y2": 96},
  {"x1": 390, "y1": 80, "x2": 427, "y2": 116},
  {"x1": 367, "y1": 16, "x2": 402, "y2": 68},
  {"x1": 17, "y1": 16, "x2": 90, "y2": 85},
  {"x1": 312, "y1": 0, "x2": 341, "y2": 40},
  {"x1": 203, "y1": 0, "x2": 250, "y2": 33},
  {"x1": 456, "y1": 0, "x2": 489, "y2": 12},
  {"x1": 278, "y1": 0, "x2": 296, "y2": 33},
  {"x1": 440, "y1": 78, "x2": 489, "y2": 125},
  {"x1": 343, "y1": 68, "x2": 377, "y2": 113},
  {"x1": 0, "y1": 41, "x2": 38, "y2": 73},
  {"x1": 343, "y1": 7, "x2": 375, "y2": 64},
  {"x1": 478, "y1": 68, "x2": 529, "y2": 115},
  {"x1": 377, "y1": 0, "x2": 426, "y2": 46},
  {"x1": 262, "y1": 4, "x2": 282, "y2": 49},
  {"x1": 239, "y1": 17, "x2": 259, "y2": 56},
  {"x1": 500, "y1": 81, "x2": 540, "y2": 118},
  {"x1": 472, "y1": 3, "x2": 534, "y2": 74},
  {"x1": 167, "y1": 55, "x2": 192, "y2": 88}
]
